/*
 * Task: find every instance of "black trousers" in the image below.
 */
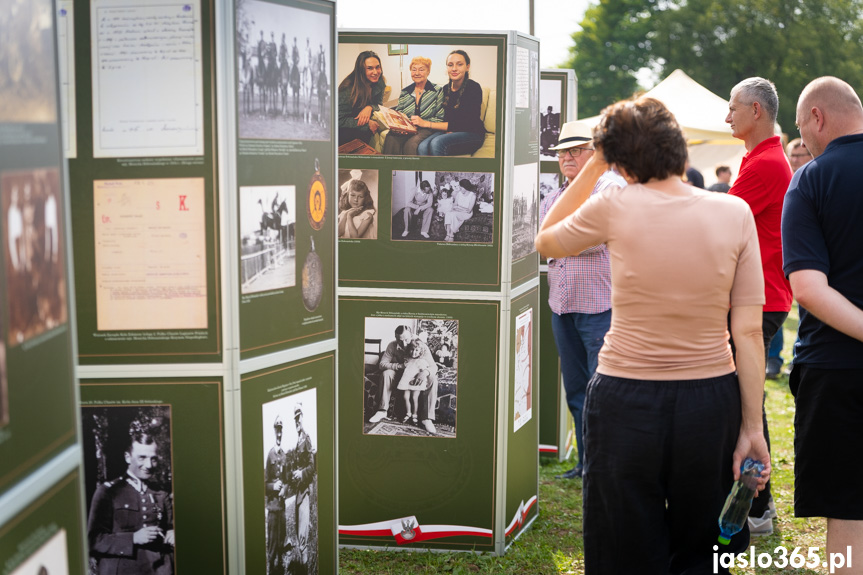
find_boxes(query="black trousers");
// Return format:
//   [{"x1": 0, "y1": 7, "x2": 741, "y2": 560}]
[{"x1": 583, "y1": 373, "x2": 750, "y2": 575}]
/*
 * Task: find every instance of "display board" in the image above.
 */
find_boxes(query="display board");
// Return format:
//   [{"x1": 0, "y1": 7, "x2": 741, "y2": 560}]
[
  {"x1": 509, "y1": 37, "x2": 539, "y2": 289},
  {"x1": 537, "y1": 272, "x2": 574, "y2": 460},
  {"x1": 235, "y1": 0, "x2": 336, "y2": 359},
  {"x1": 538, "y1": 69, "x2": 573, "y2": 267},
  {"x1": 338, "y1": 296, "x2": 501, "y2": 552},
  {"x1": 0, "y1": 471, "x2": 87, "y2": 575},
  {"x1": 536, "y1": 70, "x2": 577, "y2": 459},
  {"x1": 66, "y1": 0, "x2": 222, "y2": 364},
  {"x1": 337, "y1": 32, "x2": 507, "y2": 291},
  {"x1": 240, "y1": 352, "x2": 336, "y2": 575},
  {"x1": 539, "y1": 70, "x2": 573, "y2": 164},
  {"x1": 504, "y1": 287, "x2": 540, "y2": 546},
  {"x1": 0, "y1": 0, "x2": 78, "y2": 496},
  {"x1": 78, "y1": 377, "x2": 227, "y2": 574}
]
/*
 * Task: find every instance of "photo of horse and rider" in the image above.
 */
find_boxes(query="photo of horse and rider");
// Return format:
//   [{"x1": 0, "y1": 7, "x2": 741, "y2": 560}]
[
  {"x1": 240, "y1": 185, "x2": 296, "y2": 295},
  {"x1": 235, "y1": 0, "x2": 331, "y2": 141}
]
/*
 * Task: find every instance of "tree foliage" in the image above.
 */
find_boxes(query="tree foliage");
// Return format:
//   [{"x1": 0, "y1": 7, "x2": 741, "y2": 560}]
[{"x1": 563, "y1": 0, "x2": 863, "y2": 132}]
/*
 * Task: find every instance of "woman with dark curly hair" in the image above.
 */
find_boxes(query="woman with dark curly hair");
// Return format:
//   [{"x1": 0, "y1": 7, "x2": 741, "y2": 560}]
[
  {"x1": 536, "y1": 96, "x2": 771, "y2": 575},
  {"x1": 338, "y1": 51, "x2": 386, "y2": 146}
]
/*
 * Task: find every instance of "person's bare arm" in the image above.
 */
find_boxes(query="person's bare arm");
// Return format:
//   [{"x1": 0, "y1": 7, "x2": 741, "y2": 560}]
[
  {"x1": 790, "y1": 269, "x2": 863, "y2": 342},
  {"x1": 535, "y1": 154, "x2": 608, "y2": 258},
  {"x1": 729, "y1": 304, "x2": 770, "y2": 488}
]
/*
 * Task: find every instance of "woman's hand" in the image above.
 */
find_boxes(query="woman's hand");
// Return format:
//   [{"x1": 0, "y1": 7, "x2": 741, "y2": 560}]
[
  {"x1": 732, "y1": 427, "x2": 771, "y2": 494},
  {"x1": 355, "y1": 105, "x2": 373, "y2": 126},
  {"x1": 589, "y1": 145, "x2": 610, "y2": 173},
  {"x1": 369, "y1": 119, "x2": 379, "y2": 133},
  {"x1": 410, "y1": 115, "x2": 425, "y2": 127}
]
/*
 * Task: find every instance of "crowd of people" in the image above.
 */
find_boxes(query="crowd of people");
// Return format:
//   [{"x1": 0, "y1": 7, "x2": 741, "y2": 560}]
[
  {"x1": 536, "y1": 75, "x2": 863, "y2": 574},
  {"x1": 337, "y1": 49, "x2": 486, "y2": 156}
]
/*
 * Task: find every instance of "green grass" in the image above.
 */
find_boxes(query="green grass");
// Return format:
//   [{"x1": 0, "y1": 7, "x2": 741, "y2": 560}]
[{"x1": 340, "y1": 308, "x2": 827, "y2": 574}]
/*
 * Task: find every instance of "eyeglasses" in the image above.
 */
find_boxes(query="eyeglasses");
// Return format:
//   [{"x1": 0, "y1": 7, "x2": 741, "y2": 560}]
[{"x1": 557, "y1": 147, "x2": 595, "y2": 158}]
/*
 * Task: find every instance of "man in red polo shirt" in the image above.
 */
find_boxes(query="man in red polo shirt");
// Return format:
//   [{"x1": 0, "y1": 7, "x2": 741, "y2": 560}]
[{"x1": 726, "y1": 76, "x2": 793, "y2": 536}]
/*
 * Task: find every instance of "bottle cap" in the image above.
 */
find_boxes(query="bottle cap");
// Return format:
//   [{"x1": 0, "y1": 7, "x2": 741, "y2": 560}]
[{"x1": 718, "y1": 534, "x2": 731, "y2": 545}]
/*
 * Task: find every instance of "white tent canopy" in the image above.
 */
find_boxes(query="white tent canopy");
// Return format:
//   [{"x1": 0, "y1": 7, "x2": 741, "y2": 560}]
[{"x1": 579, "y1": 69, "x2": 770, "y2": 186}]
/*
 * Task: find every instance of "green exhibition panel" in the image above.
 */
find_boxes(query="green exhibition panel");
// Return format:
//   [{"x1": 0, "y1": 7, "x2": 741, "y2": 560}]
[
  {"x1": 0, "y1": 471, "x2": 87, "y2": 575},
  {"x1": 240, "y1": 352, "x2": 337, "y2": 575},
  {"x1": 536, "y1": 69, "x2": 578, "y2": 461},
  {"x1": 509, "y1": 37, "x2": 540, "y2": 290},
  {"x1": 504, "y1": 287, "x2": 540, "y2": 545},
  {"x1": 338, "y1": 296, "x2": 504, "y2": 552},
  {"x1": 235, "y1": 0, "x2": 336, "y2": 359},
  {"x1": 79, "y1": 377, "x2": 228, "y2": 574},
  {"x1": 336, "y1": 31, "x2": 508, "y2": 291},
  {"x1": 538, "y1": 68, "x2": 575, "y2": 267},
  {"x1": 64, "y1": 0, "x2": 222, "y2": 365},
  {"x1": 0, "y1": 0, "x2": 78, "y2": 496},
  {"x1": 538, "y1": 273, "x2": 574, "y2": 461}
]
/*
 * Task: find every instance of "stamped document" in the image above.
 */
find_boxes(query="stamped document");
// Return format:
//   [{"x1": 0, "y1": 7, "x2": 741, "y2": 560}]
[
  {"x1": 91, "y1": 0, "x2": 204, "y2": 157},
  {"x1": 94, "y1": 178, "x2": 207, "y2": 330}
]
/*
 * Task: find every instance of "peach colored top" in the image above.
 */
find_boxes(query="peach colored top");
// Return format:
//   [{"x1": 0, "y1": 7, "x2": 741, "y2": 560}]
[{"x1": 553, "y1": 182, "x2": 765, "y2": 380}]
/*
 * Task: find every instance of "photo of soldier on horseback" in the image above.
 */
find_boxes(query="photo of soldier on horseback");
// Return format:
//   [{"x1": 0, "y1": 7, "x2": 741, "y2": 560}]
[{"x1": 236, "y1": 0, "x2": 331, "y2": 141}]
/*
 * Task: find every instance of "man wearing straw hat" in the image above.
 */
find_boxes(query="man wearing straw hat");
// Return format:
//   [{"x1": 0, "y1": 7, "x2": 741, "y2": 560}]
[{"x1": 539, "y1": 121, "x2": 625, "y2": 480}]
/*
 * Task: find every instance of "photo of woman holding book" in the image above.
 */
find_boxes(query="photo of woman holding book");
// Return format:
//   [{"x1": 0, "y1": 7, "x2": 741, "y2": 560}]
[
  {"x1": 337, "y1": 51, "x2": 386, "y2": 147},
  {"x1": 381, "y1": 56, "x2": 444, "y2": 156},
  {"x1": 416, "y1": 50, "x2": 486, "y2": 157}
]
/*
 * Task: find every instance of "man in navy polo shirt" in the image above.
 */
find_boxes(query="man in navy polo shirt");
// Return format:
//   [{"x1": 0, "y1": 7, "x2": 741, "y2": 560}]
[{"x1": 782, "y1": 76, "x2": 863, "y2": 563}]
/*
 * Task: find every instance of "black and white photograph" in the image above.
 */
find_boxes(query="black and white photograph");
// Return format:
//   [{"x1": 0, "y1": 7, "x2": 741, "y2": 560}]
[
  {"x1": 262, "y1": 388, "x2": 318, "y2": 575},
  {"x1": 0, "y1": 0, "x2": 57, "y2": 123},
  {"x1": 236, "y1": 0, "x2": 331, "y2": 141},
  {"x1": 8, "y1": 528, "x2": 69, "y2": 575},
  {"x1": 391, "y1": 170, "x2": 494, "y2": 243},
  {"x1": 337, "y1": 169, "x2": 378, "y2": 240},
  {"x1": 540, "y1": 78, "x2": 562, "y2": 158},
  {"x1": 336, "y1": 43, "x2": 498, "y2": 157},
  {"x1": 511, "y1": 163, "x2": 538, "y2": 261},
  {"x1": 363, "y1": 317, "x2": 458, "y2": 439},
  {"x1": 2, "y1": 168, "x2": 67, "y2": 346},
  {"x1": 539, "y1": 172, "x2": 560, "y2": 203},
  {"x1": 240, "y1": 185, "x2": 296, "y2": 294},
  {"x1": 81, "y1": 405, "x2": 175, "y2": 575}
]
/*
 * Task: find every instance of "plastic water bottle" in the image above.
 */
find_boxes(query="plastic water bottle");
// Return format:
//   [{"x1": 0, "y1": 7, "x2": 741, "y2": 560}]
[{"x1": 717, "y1": 458, "x2": 765, "y2": 545}]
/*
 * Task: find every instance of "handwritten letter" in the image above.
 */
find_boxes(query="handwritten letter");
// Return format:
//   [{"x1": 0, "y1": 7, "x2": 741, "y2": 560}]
[{"x1": 91, "y1": 0, "x2": 204, "y2": 157}]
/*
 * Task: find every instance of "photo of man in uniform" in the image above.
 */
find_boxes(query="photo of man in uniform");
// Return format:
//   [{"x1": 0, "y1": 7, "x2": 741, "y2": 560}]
[
  {"x1": 287, "y1": 403, "x2": 315, "y2": 575},
  {"x1": 86, "y1": 428, "x2": 175, "y2": 575},
  {"x1": 265, "y1": 415, "x2": 288, "y2": 575}
]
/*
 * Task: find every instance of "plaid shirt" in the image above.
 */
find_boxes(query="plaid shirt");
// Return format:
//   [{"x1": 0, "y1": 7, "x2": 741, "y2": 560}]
[{"x1": 539, "y1": 171, "x2": 626, "y2": 314}]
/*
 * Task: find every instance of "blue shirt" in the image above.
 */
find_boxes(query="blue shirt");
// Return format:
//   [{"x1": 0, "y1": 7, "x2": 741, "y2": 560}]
[{"x1": 782, "y1": 133, "x2": 863, "y2": 368}]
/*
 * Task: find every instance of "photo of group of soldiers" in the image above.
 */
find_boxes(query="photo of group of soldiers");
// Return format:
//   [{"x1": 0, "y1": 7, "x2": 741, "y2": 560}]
[{"x1": 236, "y1": 0, "x2": 331, "y2": 141}]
